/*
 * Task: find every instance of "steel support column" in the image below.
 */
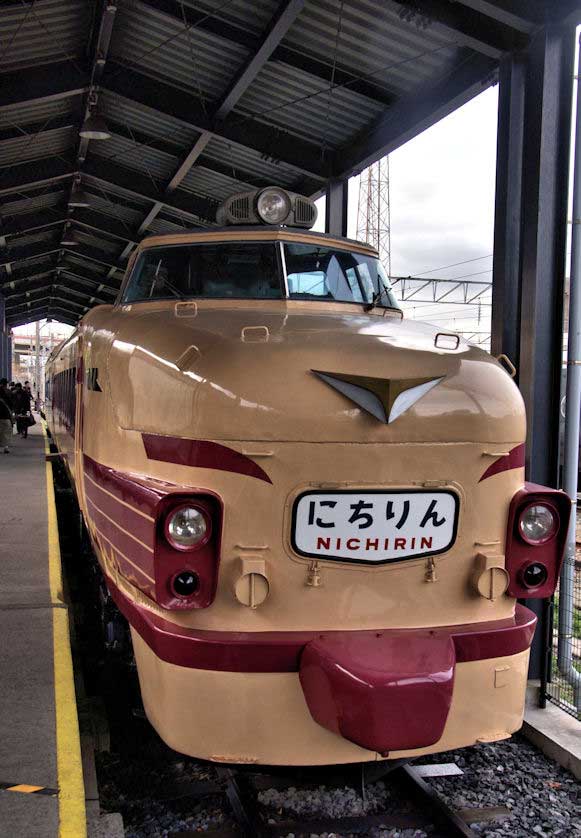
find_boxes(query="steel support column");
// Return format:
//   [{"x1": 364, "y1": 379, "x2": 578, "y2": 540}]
[
  {"x1": 491, "y1": 24, "x2": 576, "y2": 679},
  {"x1": 325, "y1": 179, "x2": 349, "y2": 238}
]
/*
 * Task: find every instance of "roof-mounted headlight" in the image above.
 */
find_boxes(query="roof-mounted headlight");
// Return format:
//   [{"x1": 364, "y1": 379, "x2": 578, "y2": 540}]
[
  {"x1": 216, "y1": 187, "x2": 317, "y2": 228},
  {"x1": 256, "y1": 188, "x2": 292, "y2": 224}
]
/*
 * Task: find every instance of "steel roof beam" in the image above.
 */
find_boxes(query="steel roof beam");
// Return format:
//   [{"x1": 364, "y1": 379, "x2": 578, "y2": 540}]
[
  {"x1": 3, "y1": 210, "x2": 137, "y2": 246},
  {"x1": 392, "y1": 0, "x2": 528, "y2": 58},
  {"x1": 4, "y1": 259, "x2": 58, "y2": 279},
  {"x1": 136, "y1": 0, "x2": 306, "y2": 233},
  {"x1": 72, "y1": 210, "x2": 137, "y2": 245},
  {"x1": 2, "y1": 214, "x2": 68, "y2": 239},
  {"x1": 215, "y1": 0, "x2": 306, "y2": 120},
  {"x1": 58, "y1": 269, "x2": 119, "y2": 295},
  {"x1": 59, "y1": 243, "x2": 122, "y2": 272},
  {"x1": 7, "y1": 308, "x2": 78, "y2": 327},
  {"x1": 6, "y1": 282, "x2": 109, "y2": 305},
  {"x1": 81, "y1": 155, "x2": 216, "y2": 223},
  {"x1": 142, "y1": 0, "x2": 394, "y2": 106},
  {"x1": 0, "y1": 115, "x2": 80, "y2": 145},
  {"x1": 453, "y1": 0, "x2": 576, "y2": 30},
  {"x1": 60, "y1": 253, "x2": 111, "y2": 276},
  {"x1": 335, "y1": 53, "x2": 497, "y2": 178},
  {"x1": 0, "y1": 62, "x2": 89, "y2": 110},
  {"x1": 102, "y1": 62, "x2": 330, "y2": 181},
  {"x1": 104, "y1": 118, "x2": 274, "y2": 191},
  {"x1": 8, "y1": 294, "x2": 86, "y2": 313},
  {"x1": 0, "y1": 270, "x2": 54, "y2": 290},
  {"x1": 0, "y1": 157, "x2": 74, "y2": 197},
  {"x1": 0, "y1": 246, "x2": 61, "y2": 268},
  {"x1": 4, "y1": 232, "x2": 62, "y2": 256}
]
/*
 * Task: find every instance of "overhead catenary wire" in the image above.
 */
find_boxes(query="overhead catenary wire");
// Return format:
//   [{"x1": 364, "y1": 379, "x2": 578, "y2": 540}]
[{"x1": 406, "y1": 254, "x2": 493, "y2": 277}]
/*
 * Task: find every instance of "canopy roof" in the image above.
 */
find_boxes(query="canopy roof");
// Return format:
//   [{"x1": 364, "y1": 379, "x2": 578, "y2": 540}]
[{"x1": 0, "y1": 0, "x2": 577, "y2": 327}]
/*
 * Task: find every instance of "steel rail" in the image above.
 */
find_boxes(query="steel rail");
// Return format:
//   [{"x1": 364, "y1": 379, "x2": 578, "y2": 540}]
[{"x1": 170, "y1": 759, "x2": 508, "y2": 838}]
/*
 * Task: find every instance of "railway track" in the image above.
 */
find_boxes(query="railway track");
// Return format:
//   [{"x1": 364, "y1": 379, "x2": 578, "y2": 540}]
[{"x1": 157, "y1": 760, "x2": 511, "y2": 838}]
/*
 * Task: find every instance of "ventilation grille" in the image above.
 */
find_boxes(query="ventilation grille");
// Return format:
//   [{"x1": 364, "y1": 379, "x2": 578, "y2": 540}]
[
  {"x1": 295, "y1": 197, "x2": 317, "y2": 226},
  {"x1": 230, "y1": 195, "x2": 251, "y2": 221}
]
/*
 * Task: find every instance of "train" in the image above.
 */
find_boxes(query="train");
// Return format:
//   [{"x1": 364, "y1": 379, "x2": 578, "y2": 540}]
[{"x1": 45, "y1": 186, "x2": 570, "y2": 766}]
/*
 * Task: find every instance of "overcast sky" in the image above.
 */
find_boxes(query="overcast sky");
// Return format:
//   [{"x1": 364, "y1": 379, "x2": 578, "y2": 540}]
[{"x1": 313, "y1": 84, "x2": 499, "y2": 342}]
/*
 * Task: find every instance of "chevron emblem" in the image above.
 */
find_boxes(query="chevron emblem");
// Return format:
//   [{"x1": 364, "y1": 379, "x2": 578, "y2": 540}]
[{"x1": 312, "y1": 370, "x2": 444, "y2": 424}]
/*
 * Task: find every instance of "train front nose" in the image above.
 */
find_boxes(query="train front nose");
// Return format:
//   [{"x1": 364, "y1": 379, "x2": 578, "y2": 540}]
[{"x1": 299, "y1": 631, "x2": 455, "y2": 754}]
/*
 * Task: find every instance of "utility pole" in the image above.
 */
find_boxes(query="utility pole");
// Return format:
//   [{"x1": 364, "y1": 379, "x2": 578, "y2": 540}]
[{"x1": 356, "y1": 157, "x2": 391, "y2": 277}]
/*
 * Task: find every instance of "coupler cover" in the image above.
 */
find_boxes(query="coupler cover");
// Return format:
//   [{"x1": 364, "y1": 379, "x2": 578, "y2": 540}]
[{"x1": 299, "y1": 632, "x2": 456, "y2": 754}]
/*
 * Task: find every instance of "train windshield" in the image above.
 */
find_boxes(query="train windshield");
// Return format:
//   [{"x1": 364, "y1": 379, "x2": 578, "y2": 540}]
[
  {"x1": 283, "y1": 242, "x2": 398, "y2": 309},
  {"x1": 122, "y1": 240, "x2": 399, "y2": 310}
]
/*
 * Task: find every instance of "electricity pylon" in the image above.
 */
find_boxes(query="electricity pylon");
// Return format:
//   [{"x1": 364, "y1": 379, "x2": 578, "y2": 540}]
[{"x1": 356, "y1": 157, "x2": 391, "y2": 277}]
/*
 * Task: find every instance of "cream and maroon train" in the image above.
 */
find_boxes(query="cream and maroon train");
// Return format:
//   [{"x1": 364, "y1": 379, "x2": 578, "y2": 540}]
[{"x1": 46, "y1": 187, "x2": 569, "y2": 766}]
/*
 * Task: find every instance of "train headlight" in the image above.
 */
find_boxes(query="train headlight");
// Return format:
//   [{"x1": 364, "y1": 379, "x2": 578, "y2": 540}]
[
  {"x1": 521, "y1": 562, "x2": 549, "y2": 589},
  {"x1": 256, "y1": 188, "x2": 292, "y2": 224},
  {"x1": 165, "y1": 504, "x2": 211, "y2": 550},
  {"x1": 171, "y1": 570, "x2": 200, "y2": 597},
  {"x1": 518, "y1": 503, "x2": 558, "y2": 545}
]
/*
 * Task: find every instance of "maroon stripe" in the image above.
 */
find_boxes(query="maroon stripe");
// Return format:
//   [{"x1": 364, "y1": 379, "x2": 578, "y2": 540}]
[
  {"x1": 84, "y1": 474, "x2": 154, "y2": 547},
  {"x1": 479, "y1": 443, "x2": 525, "y2": 483},
  {"x1": 86, "y1": 500, "x2": 155, "y2": 579},
  {"x1": 83, "y1": 453, "x2": 164, "y2": 516},
  {"x1": 106, "y1": 573, "x2": 536, "y2": 673},
  {"x1": 142, "y1": 434, "x2": 272, "y2": 485},
  {"x1": 110, "y1": 547, "x2": 155, "y2": 599}
]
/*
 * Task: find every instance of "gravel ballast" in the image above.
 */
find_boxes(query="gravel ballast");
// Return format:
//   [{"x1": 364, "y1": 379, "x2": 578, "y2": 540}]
[{"x1": 97, "y1": 732, "x2": 581, "y2": 838}]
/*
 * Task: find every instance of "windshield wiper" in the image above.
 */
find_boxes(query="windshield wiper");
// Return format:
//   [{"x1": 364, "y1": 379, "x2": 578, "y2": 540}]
[{"x1": 364, "y1": 288, "x2": 384, "y2": 312}]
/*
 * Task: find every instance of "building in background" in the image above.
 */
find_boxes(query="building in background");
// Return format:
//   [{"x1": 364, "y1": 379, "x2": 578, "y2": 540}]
[{"x1": 11, "y1": 320, "x2": 72, "y2": 396}]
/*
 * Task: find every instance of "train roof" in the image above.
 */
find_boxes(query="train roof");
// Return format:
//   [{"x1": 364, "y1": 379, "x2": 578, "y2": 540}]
[{"x1": 136, "y1": 227, "x2": 379, "y2": 258}]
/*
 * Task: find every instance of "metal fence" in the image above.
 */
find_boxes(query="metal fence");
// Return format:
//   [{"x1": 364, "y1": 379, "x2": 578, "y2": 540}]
[{"x1": 546, "y1": 542, "x2": 581, "y2": 720}]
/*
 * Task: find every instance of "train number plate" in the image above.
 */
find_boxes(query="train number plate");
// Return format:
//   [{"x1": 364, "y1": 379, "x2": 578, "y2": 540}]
[{"x1": 291, "y1": 490, "x2": 459, "y2": 565}]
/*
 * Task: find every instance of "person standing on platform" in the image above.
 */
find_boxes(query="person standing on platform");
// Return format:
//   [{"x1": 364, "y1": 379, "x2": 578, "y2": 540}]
[
  {"x1": 13, "y1": 383, "x2": 33, "y2": 439},
  {"x1": 0, "y1": 382, "x2": 13, "y2": 454}
]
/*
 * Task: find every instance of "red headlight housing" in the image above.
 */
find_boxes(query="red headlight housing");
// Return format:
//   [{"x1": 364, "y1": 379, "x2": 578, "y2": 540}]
[
  {"x1": 154, "y1": 493, "x2": 222, "y2": 610},
  {"x1": 505, "y1": 483, "x2": 570, "y2": 599}
]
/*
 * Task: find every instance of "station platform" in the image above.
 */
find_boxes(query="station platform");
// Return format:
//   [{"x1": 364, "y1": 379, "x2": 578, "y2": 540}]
[{"x1": 0, "y1": 422, "x2": 86, "y2": 837}]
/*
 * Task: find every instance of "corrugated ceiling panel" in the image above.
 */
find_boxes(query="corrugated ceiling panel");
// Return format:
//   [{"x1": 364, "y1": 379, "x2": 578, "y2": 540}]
[
  {"x1": 11, "y1": 253, "x2": 56, "y2": 271},
  {"x1": 146, "y1": 216, "x2": 193, "y2": 236},
  {"x1": 235, "y1": 61, "x2": 384, "y2": 147},
  {"x1": 98, "y1": 91, "x2": 199, "y2": 149},
  {"x1": 283, "y1": 0, "x2": 461, "y2": 97},
  {"x1": 157, "y1": 205, "x2": 215, "y2": 229},
  {"x1": 202, "y1": 136, "x2": 301, "y2": 186},
  {"x1": 63, "y1": 252, "x2": 110, "y2": 275},
  {"x1": 180, "y1": 164, "x2": 255, "y2": 201},
  {"x1": 0, "y1": 0, "x2": 92, "y2": 72},
  {"x1": 110, "y1": 0, "x2": 249, "y2": 100},
  {"x1": 0, "y1": 126, "x2": 76, "y2": 167},
  {"x1": 90, "y1": 133, "x2": 178, "y2": 181},
  {"x1": 72, "y1": 229, "x2": 124, "y2": 255},
  {"x1": 1, "y1": 190, "x2": 65, "y2": 218},
  {"x1": 9, "y1": 229, "x2": 60, "y2": 250},
  {"x1": 0, "y1": 95, "x2": 81, "y2": 126},
  {"x1": 82, "y1": 178, "x2": 151, "y2": 217},
  {"x1": 180, "y1": 0, "x2": 278, "y2": 34}
]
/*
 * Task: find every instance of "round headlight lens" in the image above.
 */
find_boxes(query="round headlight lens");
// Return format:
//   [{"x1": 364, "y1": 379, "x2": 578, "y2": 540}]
[
  {"x1": 518, "y1": 503, "x2": 557, "y2": 545},
  {"x1": 256, "y1": 188, "x2": 291, "y2": 224},
  {"x1": 521, "y1": 562, "x2": 549, "y2": 589},
  {"x1": 171, "y1": 570, "x2": 200, "y2": 597},
  {"x1": 166, "y1": 505, "x2": 210, "y2": 550}
]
